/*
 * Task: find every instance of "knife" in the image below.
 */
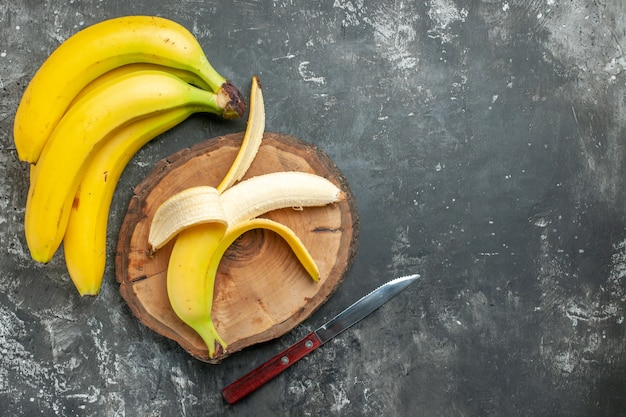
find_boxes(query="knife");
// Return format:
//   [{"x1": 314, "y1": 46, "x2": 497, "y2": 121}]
[{"x1": 221, "y1": 273, "x2": 420, "y2": 404}]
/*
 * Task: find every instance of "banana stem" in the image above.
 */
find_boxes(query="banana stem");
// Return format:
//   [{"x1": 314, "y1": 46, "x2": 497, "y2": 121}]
[
  {"x1": 197, "y1": 55, "x2": 227, "y2": 92},
  {"x1": 196, "y1": 55, "x2": 246, "y2": 118},
  {"x1": 216, "y1": 82, "x2": 247, "y2": 119}
]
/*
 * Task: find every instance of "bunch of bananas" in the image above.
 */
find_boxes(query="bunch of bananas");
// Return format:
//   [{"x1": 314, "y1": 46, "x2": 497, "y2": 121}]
[{"x1": 14, "y1": 16, "x2": 246, "y2": 296}]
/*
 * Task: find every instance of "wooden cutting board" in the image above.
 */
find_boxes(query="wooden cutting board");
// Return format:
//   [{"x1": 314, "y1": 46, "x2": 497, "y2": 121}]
[{"x1": 115, "y1": 132, "x2": 359, "y2": 363}]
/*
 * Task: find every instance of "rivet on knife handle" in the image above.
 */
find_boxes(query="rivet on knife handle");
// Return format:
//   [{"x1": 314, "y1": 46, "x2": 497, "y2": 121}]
[
  {"x1": 221, "y1": 332, "x2": 322, "y2": 404},
  {"x1": 221, "y1": 274, "x2": 419, "y2": 404}
]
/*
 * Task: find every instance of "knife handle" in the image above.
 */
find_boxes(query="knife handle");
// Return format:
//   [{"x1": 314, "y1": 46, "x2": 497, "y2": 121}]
[{"x1": 222, "y1": 332, "x2": 322, "y2": 404}]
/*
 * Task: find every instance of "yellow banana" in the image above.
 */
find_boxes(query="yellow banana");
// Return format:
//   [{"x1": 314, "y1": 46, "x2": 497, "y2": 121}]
[
  {"x1": 59, "y1": 65, "x2": 226, "y2": 296},
  {"x1": 166, "y1": 221, "x2": 228, "y2": 358},
  {"x1": 14, "y1": 15, "x2": 245, "y2": 163},
  {"x1": 63, "y1": 108, "x2": 195, "y2": 296},
  {"x1": 147, "y1": 75, "x2": 344, "y2": 357},
  {"x1": 69, "y1": 63, "x2": 213, "y2": 109},
  {"x1": 149, "y1": 75, "x2": 266, "y2": 251},
  {"x1": 26, "y1": 70, "x2": 226, "y2": 264},
  {"x1": 152, "y1": 171, "x2": 343, "y2": 359},
  {"x1": 61, "y1": 74, "x2": 257, "y2": 295},
  {"x1": 167, "y1": 217, "x2": 320, "y2": 358}
]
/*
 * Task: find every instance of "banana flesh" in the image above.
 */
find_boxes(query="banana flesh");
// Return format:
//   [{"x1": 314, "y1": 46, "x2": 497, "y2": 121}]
[
  {"x1": 220, "y1": 171, "x2": 345, "y2": 228},
  {"x1": 148, "y1": 186, "x2": 227, "y2": 253},
  {"x1": 14, "y1": 15, "x2": 245, "y2": 163},
  {"x1": 25, "y1": 70, "x2": 227, "y2": 264},
  {"x1": 149, "y1": 172, "x2": 343, "y2": 251}
]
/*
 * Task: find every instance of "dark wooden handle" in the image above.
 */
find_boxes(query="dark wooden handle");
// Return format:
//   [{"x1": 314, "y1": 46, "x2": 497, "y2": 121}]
[{"x1": 221, "y1": 332, "x2": 322, "y2": 404}]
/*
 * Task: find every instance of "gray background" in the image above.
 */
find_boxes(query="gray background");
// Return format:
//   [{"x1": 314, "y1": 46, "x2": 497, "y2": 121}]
[{"x1": 2, "y1": 0, "x2": 626, "y2": 415}]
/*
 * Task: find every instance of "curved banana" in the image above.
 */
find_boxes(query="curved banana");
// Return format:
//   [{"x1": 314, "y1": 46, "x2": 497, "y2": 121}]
[
  {"x1": 26, "y1": 70, "x2": 226, "y2": 263},
  {"x1": 152, "y1": 175, "x2": 342, "y2": 356},
  {"x1": 167, "y1": 217, "x2": 319, "y2": 357},
  {"x1": 150, "y1": 74, "x2": 265, "y2": 251},
  {"x1": 63, "y1": 108, "x2": 195, "y2": 296},
  {"x1": 14, "y1": 15, "x2": 246, "y2": 163},
  {"x1": 69, "y1": 62, "x2": 213, "y2": 109},
  {"x1": 147, "y1": 75, "x2": 342, "y2": 356}
]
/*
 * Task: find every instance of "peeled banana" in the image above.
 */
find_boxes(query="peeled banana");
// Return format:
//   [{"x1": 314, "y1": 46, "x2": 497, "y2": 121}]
[
  {"x1": 25, "y1": 70, "x2": 229, "y2": 264},
  {"x1": 14, "y1": 15, "x2": 245, "y2": 163},
  {"x1": 148, "y1": 77, "x2": 345, "y2": 357},
  {"x1": 159, "y1": 173, "x2": 343, "y2": 357}
]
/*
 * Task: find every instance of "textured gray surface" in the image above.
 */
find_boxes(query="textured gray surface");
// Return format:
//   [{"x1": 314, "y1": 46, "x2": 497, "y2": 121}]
[{"x1": 2, "y1": 0, "x2": 626, "y2": 415}]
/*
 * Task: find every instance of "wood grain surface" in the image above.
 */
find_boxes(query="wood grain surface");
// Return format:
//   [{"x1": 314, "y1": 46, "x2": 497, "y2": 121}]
[{"x1": 115, "y1": 132, "x2": 359, "y2": 363}]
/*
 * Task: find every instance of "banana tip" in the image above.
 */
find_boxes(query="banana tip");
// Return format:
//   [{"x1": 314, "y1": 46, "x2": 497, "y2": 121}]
[
  {"x1": 77, "y1": 289, "x2": 100, "y2": 297},
  {"x1": 30, "y1": 249, "x2": 54, "y2": 265}
]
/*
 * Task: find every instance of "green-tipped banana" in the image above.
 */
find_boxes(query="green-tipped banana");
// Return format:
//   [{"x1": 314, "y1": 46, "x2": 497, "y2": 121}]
[
  {"x1": 63, "y1": 108, "x2": 195, "y2": 296},
  {"x1": 26, "y1": 70, "x2": 228, "y2": 263},
  {"x1": 69, "y1": 62, "x2": 214, "y2": 109},
  {"x1": 14, "y1": 15, "x2": 246, "y2": 163}
]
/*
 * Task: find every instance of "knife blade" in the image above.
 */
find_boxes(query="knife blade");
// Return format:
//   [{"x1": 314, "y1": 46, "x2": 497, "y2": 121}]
[{"x1": 221, "y1": 273, "x2": 420, "y2": 404}]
